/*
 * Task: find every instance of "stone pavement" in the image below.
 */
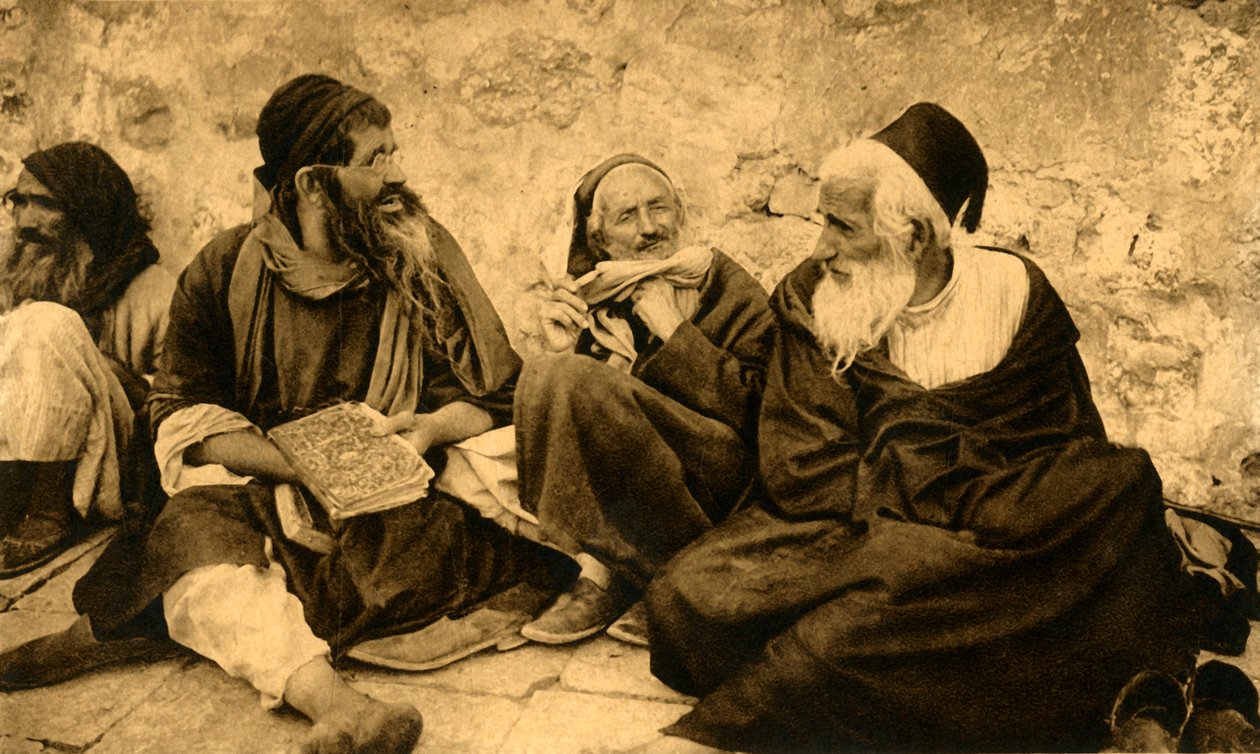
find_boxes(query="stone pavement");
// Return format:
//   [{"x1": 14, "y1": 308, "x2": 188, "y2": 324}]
[
  {"x1": 7, "y1": 528, "x2": 1260, "y2": 754},
  {"x1": 0, "y1": 527, "x2": 696, "y2": 753}
]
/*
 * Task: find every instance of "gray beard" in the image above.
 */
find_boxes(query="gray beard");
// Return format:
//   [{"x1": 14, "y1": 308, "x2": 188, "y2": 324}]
[
  {"x1": 0, "y1": 235, "x2": 93, "y2": 313},
  {"x1": 810, "y1": 252, "x2": 917, "y2": 375}
]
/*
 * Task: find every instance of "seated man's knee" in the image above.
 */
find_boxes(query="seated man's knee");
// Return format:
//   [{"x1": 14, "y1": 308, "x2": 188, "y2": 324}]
[{"x1": 523, "y1": 352, "x2": 636, "y2": 413}]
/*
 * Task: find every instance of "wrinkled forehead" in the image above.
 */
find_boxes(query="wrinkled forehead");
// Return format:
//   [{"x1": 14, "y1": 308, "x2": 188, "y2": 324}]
[
  {"x1": 591, "y1": 163, "x2": 676, "y2": 215},
  {"x1": 818, "y1": 178, "x2": 872, "y2": 217}
]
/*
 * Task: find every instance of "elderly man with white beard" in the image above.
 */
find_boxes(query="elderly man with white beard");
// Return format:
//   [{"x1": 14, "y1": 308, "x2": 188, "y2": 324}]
[{"x1": 644, "y1": 103, "x2": 1217, "y2": 753}]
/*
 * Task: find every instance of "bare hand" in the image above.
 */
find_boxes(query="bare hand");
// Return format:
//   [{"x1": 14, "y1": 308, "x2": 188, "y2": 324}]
[
  {"x1": 631, "y1": 279, "x2": 685, "y2": 340},
  {"x1": 538, "y1": 277, "x2": 588, "y2": 352},
  {"x1": 371, "y1": 412, "x2": 437, "y2": 455}
]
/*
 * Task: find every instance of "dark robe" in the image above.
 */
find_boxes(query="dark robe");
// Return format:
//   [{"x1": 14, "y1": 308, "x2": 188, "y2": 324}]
[
  {"x1": 514, "y1": 250, "x2": 773, "y2": 589},
  {"x1": 647, "y1": 249, "x2": 1201, "y2": 753},
  {"x1": 68, "y1": 214, "x2": 568, "y2": 653}
]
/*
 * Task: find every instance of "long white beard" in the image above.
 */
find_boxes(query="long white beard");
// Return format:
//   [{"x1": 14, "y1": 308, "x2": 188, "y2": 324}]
[{"x1": 810, "y1": 251, "x2": 917, "y2": 375}]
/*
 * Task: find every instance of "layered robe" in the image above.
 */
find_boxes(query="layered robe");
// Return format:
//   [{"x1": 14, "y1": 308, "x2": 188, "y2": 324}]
[
  {"x1": 647, "y1": 250, "x2": 1201, "y2": 753},
  {"x1": 514, "y1": 249, "x2": 773, "y2": 589},
  {"x1": 0, "y1": 262, "x2": 173, "y2": 520},
  {"x1": 69, "y1": 214, "x2": 567, "y2": 652}
]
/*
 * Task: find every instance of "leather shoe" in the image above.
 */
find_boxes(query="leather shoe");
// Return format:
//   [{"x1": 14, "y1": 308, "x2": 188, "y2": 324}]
[
  {"x1": 1101, "y1": 670, "x2": 1188, "y2": 752},
  {"x1": 1183, "y1": 660, "x2": 1260, "y2": 752},
  {"x1": 520, "y1": 577, "x2": 626, "y2": 644}
]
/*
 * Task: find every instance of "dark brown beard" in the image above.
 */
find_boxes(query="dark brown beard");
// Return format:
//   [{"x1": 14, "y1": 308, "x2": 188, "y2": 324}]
[
  {"x1": 0, "y1": 233, "x2": 93, "y2": 313},
  {"x1": 319, "y1": 179, "x2": 457, "y2": 336}
]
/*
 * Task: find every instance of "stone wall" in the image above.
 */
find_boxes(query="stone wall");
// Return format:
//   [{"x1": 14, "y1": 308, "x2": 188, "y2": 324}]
[{"x1": 1, "y1": 0, "x2": 1257, "y2": 511}]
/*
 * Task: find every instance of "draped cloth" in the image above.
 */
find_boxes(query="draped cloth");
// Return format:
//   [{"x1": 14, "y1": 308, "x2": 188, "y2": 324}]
[
  {"x1": 647, "y1": 249, "x2": 1202, "y2": 753},
  {"x1": 21, "y1": 143, "x2": 160, "y2": 324},
  {"x1": 21, "y1": 211, "x2": 561, "y2": 665},
  {"x1": 224, "y1": 213, "x2": 518, "y2": 424},
  {"x1": 515, "y1": 250, "x2": 774, "y2": 588},
  {"x1": 579, "y1": 245, "x2": 713, "y2": 371}
]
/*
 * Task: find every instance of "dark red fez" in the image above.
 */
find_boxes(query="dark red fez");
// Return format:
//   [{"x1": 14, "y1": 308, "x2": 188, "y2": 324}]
[
  {"x1": 871, "y1": 103, "x2": 987, "y2": 233},
  {"x1": 567, "y1": 153, "x2": 673, "y2": 277},
  {"x1": 253, "y1": 74, "x2": 377, "y2": 192}
]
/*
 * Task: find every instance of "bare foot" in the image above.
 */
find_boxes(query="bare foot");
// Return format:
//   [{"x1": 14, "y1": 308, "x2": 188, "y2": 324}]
[
  {"x1": 284, "y1": 657, "x2": 423, "y2": 753},
  {"x1": 298, "y1": 699, "x2": 424, "y2": 754}
]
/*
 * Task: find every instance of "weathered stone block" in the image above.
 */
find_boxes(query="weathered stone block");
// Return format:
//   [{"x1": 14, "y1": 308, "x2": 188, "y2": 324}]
[
  {"x1": 345, "y1": 641, "x2": 572, "y2": 699},
  {"x1": 767, "y1": 172, "x2": 818, "y2": 220},
  {"x1": 460, "y1": 33, "x2": 608, "y2": 129},
  {"x1": 499, "y1": 689, "x2": 691, "y2": 754},
  {"x1": 116, "y1": 77, "x2": 173, "y2": 150},
  {"x1": 87, "y1": 661, "x2": 305, "y2": 754},
  {"x1": 559, "y1": 636, "x2": 695, "y2": 704}
]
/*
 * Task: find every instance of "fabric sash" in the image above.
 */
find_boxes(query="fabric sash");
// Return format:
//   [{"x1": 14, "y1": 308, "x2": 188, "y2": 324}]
[
  {"x1": 579, "y1": 245, "x2": 714, "y2": 370},
  {"x1": 226, "y1": 215, "x2": 421, "y2": 419},
  {"x1": 225, "y1": 212, "x2": 519, "y2": 421}
]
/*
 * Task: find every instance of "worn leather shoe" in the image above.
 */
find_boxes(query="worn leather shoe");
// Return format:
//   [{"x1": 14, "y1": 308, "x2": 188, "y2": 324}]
[
  {"x1": 347, "y1": 607, "x2": 529, "y2": 672},
  {"x1": 606, "y1": 601, "x2": 649, "y2": 647},
  {"x1": 1101, "y1": 670, "x2": 1188, "y2": 752},
  {"x1": 520, "y1": 577, "x2": 626, "y2": 644},
  {"x1": 1183, "y1": 660, "x2": 1260, "y2": 752}
]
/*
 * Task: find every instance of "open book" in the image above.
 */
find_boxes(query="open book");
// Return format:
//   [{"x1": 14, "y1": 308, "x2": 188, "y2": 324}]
[{"x1": 268, "y1": 402, "x2": 435, "y2": 528}]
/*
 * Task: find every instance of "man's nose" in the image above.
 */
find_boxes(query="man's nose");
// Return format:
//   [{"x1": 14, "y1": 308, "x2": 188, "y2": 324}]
[
  {"x1": 635, "y1": 206, "x2": 659, "y2": 236},
  {"x1": 812, "y1": 227, "x2": 839, "y2": 262},
  {"x1": 383, "y1": 160, "x2": 407, "y2": 186}
]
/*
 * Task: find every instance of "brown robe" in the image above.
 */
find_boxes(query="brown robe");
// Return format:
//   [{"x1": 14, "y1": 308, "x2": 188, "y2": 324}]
[
  {"x1": 647, "y1": 250, "x2": 1203, "y2": 753},
  {"x1": 70, "y1": 214, "x2": 569, "y2": 653},
  {"x1": 514, "y1": 249, "x2": 774, "y2": 589}
]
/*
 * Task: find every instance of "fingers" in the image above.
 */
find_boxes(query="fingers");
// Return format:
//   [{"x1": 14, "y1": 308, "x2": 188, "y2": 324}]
[
  {"x1": 548, "y1": 286, "x2": 588, "y2": 314},
  {"x1": 540, "y1": 300, "x2": 586, "y2": 331},
  {"x1": 371, "y1": 412, "x2": 415, "y2": 436}
]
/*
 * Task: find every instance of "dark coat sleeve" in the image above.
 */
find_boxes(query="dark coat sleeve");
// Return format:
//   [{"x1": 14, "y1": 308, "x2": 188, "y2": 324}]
[
  {"x1": 146, "y1": 225, "x2": 251, "y2": 432},
  {"x1": 633, "y1": 251, "x2": 775, "y2": 438}
]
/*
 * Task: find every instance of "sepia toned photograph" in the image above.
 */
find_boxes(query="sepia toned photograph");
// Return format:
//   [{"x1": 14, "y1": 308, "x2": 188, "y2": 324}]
[{"x1": 1, "y1": 0, "x2": 1259, "y2": 751}]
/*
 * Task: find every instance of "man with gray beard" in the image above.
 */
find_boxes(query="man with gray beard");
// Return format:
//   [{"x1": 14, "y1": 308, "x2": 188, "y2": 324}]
[
  {"x1": 0, "y1": 75, "x2": 570, "y2": 753},
  {"x1": 0, "y1": 143, "x2": 173, "y2": 577},
  {"x1": 645, "y1": 103, "x2": 1227, "y2": 753}
]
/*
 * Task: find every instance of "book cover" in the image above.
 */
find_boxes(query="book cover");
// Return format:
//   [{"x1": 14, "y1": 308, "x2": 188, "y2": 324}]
[{"x1": 267, "y1": 402, "x2": 435, "y2": 523}]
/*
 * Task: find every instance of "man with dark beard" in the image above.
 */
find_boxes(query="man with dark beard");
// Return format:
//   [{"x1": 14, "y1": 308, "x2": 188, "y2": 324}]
[
  {"x1": 644, "y1": 104, "x2": 1223, "y2": 753},
  {"x1": 0, "y1": 143, "x2": 173, "y2": 576},
  {"x1": 0, "y1": 75, "x2": 568, "y2": 753}
]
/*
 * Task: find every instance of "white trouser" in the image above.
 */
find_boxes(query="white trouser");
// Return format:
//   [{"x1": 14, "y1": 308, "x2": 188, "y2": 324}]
[
  {"x1": 0, "y1": 301, "x2": 131, "y2": 520},
  {"x1": 163, "y1": 551, "x2": 330, "y2": 709}
]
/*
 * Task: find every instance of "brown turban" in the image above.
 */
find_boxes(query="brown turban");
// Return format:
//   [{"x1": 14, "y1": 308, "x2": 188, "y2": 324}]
[
  {"x1": 21, "y1": 142, "x2": 159, "y2": 316},
  {"x1": 253, "y1": 73, "x2": 377, "y2": 192}
]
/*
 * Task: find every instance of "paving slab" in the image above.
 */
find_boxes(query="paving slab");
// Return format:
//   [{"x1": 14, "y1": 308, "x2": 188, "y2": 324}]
[
  {"x1": 0, "y1": 529, "x2": 113, "y2": 606},
  {"x1": 11, "y1": 539, "x2": 107, "y2": 614},
  {"x1": 0, "y1": 611, "x2": 78, "y2": 654},
  {"x1": 0, "y1": 658, "x2": 184, "y2": 749},
  {"x1": 345, "y1": 641, "x2": 572, "y2": 699},
  {"x1": 498, "y1": 689, "x2": 691, "y2": 754},
  {"x1": 560, "y1": 636, "x2": 694, "y2": 704},
  {"x1": 87, "y1": 660, "x2": 307, "y2": 754},
  {"x1": 351, "y1": 680, "x2": 526, "y2": 753},
  {"x1": 0, "y1": 736, "x2": 48, "y2": 753}
]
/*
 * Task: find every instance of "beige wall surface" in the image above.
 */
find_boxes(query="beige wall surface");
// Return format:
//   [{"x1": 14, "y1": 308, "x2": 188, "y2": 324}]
[{"x1": 1, "y1": 0, "x2": 1257, "y2": 512}]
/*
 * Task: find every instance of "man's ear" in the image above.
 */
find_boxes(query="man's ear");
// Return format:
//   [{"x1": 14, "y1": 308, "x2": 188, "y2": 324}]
[
  {"x1": 294, "y1": 167, "x2": 324, "y2": 203},
  {"x1": 908, "y1": 219, "x2": 930, "y2": 258}
]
